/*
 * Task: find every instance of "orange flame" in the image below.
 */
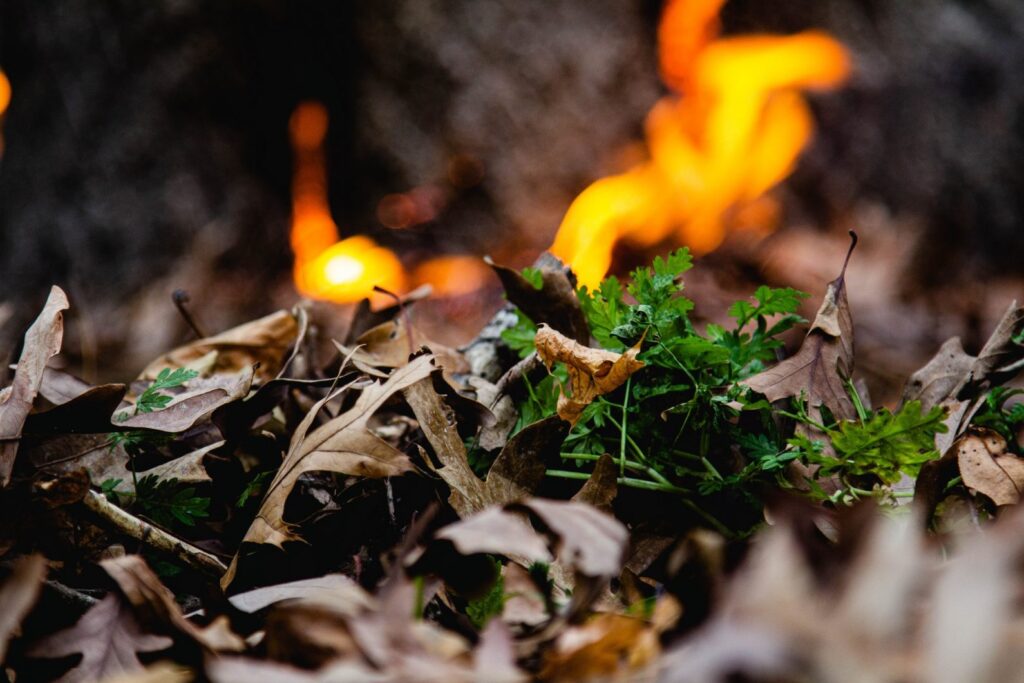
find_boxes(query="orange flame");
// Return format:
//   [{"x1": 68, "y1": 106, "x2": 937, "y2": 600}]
[
  {"x1": 289, "y1": 102, "x2": 406, "y2": 303},
  {"x1": 550, "y1": 0, "x2": 851, "y2": 288}
]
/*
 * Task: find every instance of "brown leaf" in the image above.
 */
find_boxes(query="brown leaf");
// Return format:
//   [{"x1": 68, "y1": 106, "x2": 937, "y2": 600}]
[
  {"x1": 743, "y1": 234, "x2": 857, "y2": 421},
  {"x1": 119, "y1": 367, "x2": 255, "y2": 433},
  {"x1": 901, "y1": 337, "x2": 975, "y2": 411},
  {"x1": 101, "y1": 555, "x2": 245, "y2": 653},
  {"x1": 435, "y1": 506, "x2": 553, "y2": 563},
  {"x1": 517, "y1": 498, "x2": 628, "y2": 579},
  {"x1": 404, "y1": 376, "x2": 568, "y2": 517},
  {"x1": 27, "y1": 593, "x2": 173, "y2": 683},
  {"x1": 0, "y1": 286, "x2": 69, "y2": 486},
  {"x1": 538, "y1": 613, "x2": 655, "y2": 682},
  {"x1": 140, "y1": 309, "x2": 299, "y2": 385},
  {"x1": 957, "y1": 301, "x2": 1024, "y2": 396},
  {"x1": 956, "y1": 428, "x2": 1024, "y2": 506},
  {"x1": 486, "y1": 253, "x2": 590, "y2": 343},
  {"x1": 570, "y1": 453, "x2": 618, "y2": 512},
  {"x1": 140, "y1": 440, "x2": 223, "y2": 485},
  {"x1": 534, "y1": 324, "x2": 644, "y2": 425},
  {"x1": 224, "y1": 355, "x2": 434, "y2": 588},
  {"x1": 0, "y1": 554, "x2": 46, "y2": 662}
]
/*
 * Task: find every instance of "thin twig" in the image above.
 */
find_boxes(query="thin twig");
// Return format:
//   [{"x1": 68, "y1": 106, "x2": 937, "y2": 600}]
[
  {"x1": 171, "y1": 289, "x2": 207, "y2": 339},
  {"x1": 83, "y1": 489, "x2": 227, "y2": 577}
]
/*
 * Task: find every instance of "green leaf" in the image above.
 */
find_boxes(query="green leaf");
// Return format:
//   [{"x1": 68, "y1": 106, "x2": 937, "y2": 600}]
[
  {"x1": 520, "y1": 267, "x2": 544, "y2": 290},
  {"x1": 135, "y1": 474, "x2": 210, "y2": 529}
]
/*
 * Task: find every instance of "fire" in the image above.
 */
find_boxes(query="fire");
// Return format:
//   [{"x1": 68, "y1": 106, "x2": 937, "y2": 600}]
[
  {"x1": 289, "y1": 102, "x2": 406, "y2": 302},
  {"x1": 550, "y1": 0, "x2": 851, "y2": 288}
]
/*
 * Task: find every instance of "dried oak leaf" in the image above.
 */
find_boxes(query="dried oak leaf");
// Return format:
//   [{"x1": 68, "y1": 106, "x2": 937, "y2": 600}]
[
  {"x1": 140, "y1": 309, "x2": 299, "y2": 385},
  {"x1": 743, "y1": 233, "x2": 857, "y2": 421},
  {"x1": 405, "y1": 374, "x2": 568, "y2": 517},
  {"x1": 534, "y1": 324, "x2": 644, "y2": 425},
  {"x1": 0, "y1": 554, "x2": 46, "y2": 663},
  {"x1": 901, "y1": 337, "x2": 976, "y2": 412},
  {"x1": 27, "y1": 593, "x2": 173, "y2": 683},
  {"x1": 486, "y1": 252, "x2": 590, "y2": 343},
  {"x1": 119, "y1": 366, "x2": 255, "y2": 433},
  {"x1": 956, "y1": 427, "x2": 1024, "y2": 506},
  {"x1": 0, "y1": 285, "x2": 69, "y2": 486},
  {"x1": 337, "y1": 317, "x2": 469, "y2": 379},
  {"x1": 228, "y1": 574, "x2": 372, "y2": 614},
  {"x1": 223, "y1": 355, "x2": 434, "y2": 589}
]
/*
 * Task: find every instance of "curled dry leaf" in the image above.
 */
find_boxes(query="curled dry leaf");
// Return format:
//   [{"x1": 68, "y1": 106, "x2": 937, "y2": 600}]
[
  {"x1": 902, "y1": 337, "x2": 976, "y2": 412},
  {"x1": 744, "y1": 233, "x2": 857, "y2": 422},
  {"x1": 223, "y1": 355, "x2": 434, "y2": 589},
  {"x1": 0, "y1": 285, "x2": 69, "y2": 486},
  {"x1": 140, "y1": 309, "x2": 299, "y2": 385},
  {"x1": 119, "y1": 366, "x2": 255, "y2": 433},
  {"x1": 435, "y1": 506, "x2": 553, "y2": 563},
  {"x1": 27, "y1": 593, "x2": 173, "y2": 683},
  {"x1": 228, "y1": 574, "x2": 372, "y2": 614},
  {"x1": 534, "y1": 324, "x2": 644, "y2": 425},
  {"x1": 336, "y1": 317, "x2": 469, "y2": 379},
  {"x1": 956, "y1": 428, "x2": 1024, "y2": 506},
  {"x1": 0, "y1": 554, "x2": 47, "y2": 663},
  {"x1": 486, "y1": 252, "x2": 590, "y2": 343},
  {"x1": 141, "y1": 440, "x2": 224, "y2": 485}
]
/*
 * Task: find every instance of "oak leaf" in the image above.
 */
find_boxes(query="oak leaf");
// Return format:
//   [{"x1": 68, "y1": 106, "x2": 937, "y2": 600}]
[
  {"x1": 27, "y1": 593, "x2": 172, "y2": 683},
  {"x1": 956, "y1": 428, "x2": 1024, "y2": 506},
  {"x1": 0, "y1": 286, "x2": 69, "y2": 486},
  {"x1": 743, "y1": 234, "x2": 857, "y2": 421},
  {"x1": 118, "y1": 367, "x2": 254, "y2": 433},
  {"x1": 0, "y1": 554, "x2": 46, "y2": 663},
  {"x1": 534, "y1": 324, "x2": 644, "y2": 425},
  {"x1": 486, "y1": 253, "x2": 590, "y2": 343},
  {"x1": 223, "y1": 355, "x2": 434, "y2": 588}
]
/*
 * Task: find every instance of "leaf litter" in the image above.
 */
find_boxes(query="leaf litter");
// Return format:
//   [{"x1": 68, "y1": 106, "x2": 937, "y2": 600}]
[{"x1": 5, "y1": 241, "x2": 1024, "y2": 682}]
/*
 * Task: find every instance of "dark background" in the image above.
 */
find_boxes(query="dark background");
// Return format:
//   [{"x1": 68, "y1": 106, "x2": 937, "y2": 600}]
[{"x1": 0, "y1": 0, "x2": 1022, "y2": 383}]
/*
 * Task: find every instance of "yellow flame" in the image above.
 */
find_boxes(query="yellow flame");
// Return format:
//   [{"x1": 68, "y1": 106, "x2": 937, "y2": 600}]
[
  {"x1": 410, "y1": 255, "x2": 493, "y2": 297},
  {"x1": 550, "y1": 0, "x2": 850, "y2": 288},
  {"x1": 0, "y1": 70, "x2": 9, "y2": 117},
  {"x1": 289, "y1": 102, "x2": 405, "y2": 302}
]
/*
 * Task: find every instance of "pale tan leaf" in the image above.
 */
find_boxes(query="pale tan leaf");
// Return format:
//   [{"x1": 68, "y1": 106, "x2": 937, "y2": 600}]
[
  {"x1": 228, "y1": 574, "x2": 372, "y2": 614},
  {"x1": 0, "y1": 285, "x2": 69, "y2": 486},
  {"x1": 435, "y1": 506, "x2": 553, "y2": 563},
  {"x1": 518, "y1": 498, "x2": 628, "y2": 578},
  {"x1": 140, "y1": 310, "x2": 298, "y2": 385},
  {"x1": 902, "y1": 337, "x2": 975, "y2": 411},
  {"x1": 957, "y1": 428, "x2": 1024, "y2": 506},
  {"x1": 138, "y1": 441, "x2": 223, "y2": 485},
  {"x1": 534, "y1": 324, "x2": 644, "y2": 425}
]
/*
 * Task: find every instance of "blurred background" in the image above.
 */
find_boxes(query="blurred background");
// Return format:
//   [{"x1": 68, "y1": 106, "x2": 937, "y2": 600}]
[{"x1": 1, "y1": 0, "x2": 1023, "y2": 403}]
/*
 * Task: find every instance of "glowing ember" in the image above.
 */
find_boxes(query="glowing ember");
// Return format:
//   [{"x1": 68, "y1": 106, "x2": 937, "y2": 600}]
[
  {"x1": 550, "y1": 0, "x2": 851, "y2": 288},
  {"x1": 288, "y1": 102, "x2": 405, "y2": 302},
  {"x1": 0, "y1": 70, "x2": 10, "y2": 116},
  {"x1": 410, "y1": 255, "x2": 494, "y2": 298}
]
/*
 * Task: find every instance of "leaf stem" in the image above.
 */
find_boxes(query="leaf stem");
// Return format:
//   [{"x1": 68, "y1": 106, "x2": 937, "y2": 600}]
[{"x1": 620, "y1": 377, "x2": 632, "y2": 476}]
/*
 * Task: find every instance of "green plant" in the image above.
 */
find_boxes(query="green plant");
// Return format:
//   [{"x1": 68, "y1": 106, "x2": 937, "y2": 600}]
[
  {"x1": 133, "y1": 475, "x2": 210, "y2": 528},
  {"x1": 115, "y1": 367, "x2": 198, "y2": 421},
  {"x1": 971, "y1": 387, "x2": 1024, "y2": 447}
]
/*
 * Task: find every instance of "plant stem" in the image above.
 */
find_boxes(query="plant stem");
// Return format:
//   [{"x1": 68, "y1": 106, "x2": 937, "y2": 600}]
[
  {"x1": 559, "y1": 452, "x2": 673, "y2": 486},
  {"x1": 620, "y1": 377, "x2": 631, "y2": 476},
  {"x1": 545, "y1": 469, "x2": 688, "y2": 495}
]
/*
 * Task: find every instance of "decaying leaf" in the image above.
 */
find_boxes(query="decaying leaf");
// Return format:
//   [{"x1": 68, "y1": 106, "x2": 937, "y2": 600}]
[
  {"x1": 27, "y1": 593, "x2": 173, "y2": 683},
  {"x1": 224, "y1": 355, "x2": 434, "y2": 588},
  {"x1": 486, "y1": 253, "x2": 590, "y2": 343},
  {"x1": 902, "y1": 337, "x2": 976, "y2": 411},
  {"x1": 435, "y1": 506, "x2": 553, "y2": 564},
  {"x1": 744, "y1": 233, "x2": 857, "y2": 421},
  {"x1": 405, "y1": 375, "x2": 568, "y2": 517},
  {"x1": 570, "y1": 453, "x2": 618, "y2": 512},
  {"x1": 228, "y1": 574, "x2": 373, "y2": 614},
  {"x1": 956, "y1": 428, "x2": 1024, "y2": 506},
  {"x1": 534, "y1": 324, "x2": 644, "y2": 425},
  {"x1": 0, "y1": 554, "x2": 46, "y2": 663},
  {"x1": 119, "y1": 366, "x2": 255, "y2": 433},
  {"x1": 140, "y1": 309, "x2": 299, "y2": 385},
  {"x1": 0, "y1": 286, "x2": 70, "y2": 486},
  {"x1": 141, "y1": 440, "x2": 223, "y2": 485}
]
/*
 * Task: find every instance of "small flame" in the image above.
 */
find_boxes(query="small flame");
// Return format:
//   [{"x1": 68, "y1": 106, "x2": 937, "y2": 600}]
[
  {"x1": 289, "y1": 102, "x2": 405, "y2": 303},
  {"x1": 550, "y1": 0, "x2": 850, "y2": 287}
]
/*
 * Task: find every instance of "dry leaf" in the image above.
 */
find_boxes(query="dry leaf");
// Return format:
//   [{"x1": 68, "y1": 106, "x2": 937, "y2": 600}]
[
  {"x1": 517, "y1": 498, "x2": 628, "y2": 579},
  {"x1": 223, "y1": 355, "x2": 434, "y2": 589},
  {"x1": 744, "y1": 234, "x2": 857, "y2": 421},
  {"x1": 486, "y1": 253, "x2": 590, "y2": 343},
  {"x1": 0, "y1": 554, "x2": 46, "y2": 663},
  {"x1": 534, "y1": 324, "x2": 644, "y2": 425},
  {"x1": 119, "y1": 367, "x2": 255, "y2": 433},
  {"x1": 956, "y1": 428, "x2": 1024, "y2": 506},
  {"x1": 337, "y1": 317, "x2": 469, "y2": 378},
  {"x1": 0, "y1": 285, "x2": 69, "y2": 486},
  {"x1": 901, "y1": 337, "x2": 975, "y2": 411},
  {"x1": 140, "y1": 309, "x2": 298, "y2": 385},
  {"x1": 405, "y1": 375, "x2": 568, "y2": 517},
  {"x1": 101, "y1": 555, "x2": 245, "y2": 653},
  {"x1": 570, "y1": 453, "x2": 618, "y2": 512},
  {"x1": 27, "y1": 593, "x2": 173, "y2": 683},
  {"x1": 435, "y1": 506, "x2": 553, "y2": 563},
  {"x1": 141, "y1": 440, "x2": 223, "y2": 485},
  {"x1": 101, "y1": 662, "x2": 193, "y2": 683}
]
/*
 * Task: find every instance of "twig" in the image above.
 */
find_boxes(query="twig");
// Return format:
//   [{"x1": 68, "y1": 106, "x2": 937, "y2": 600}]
[
  {"x1": 83, "y1": 489, "x2": 227, "y2": 577},
  {"x1": 171, "y1": 289, "x2": 207, "y2": 339}
]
